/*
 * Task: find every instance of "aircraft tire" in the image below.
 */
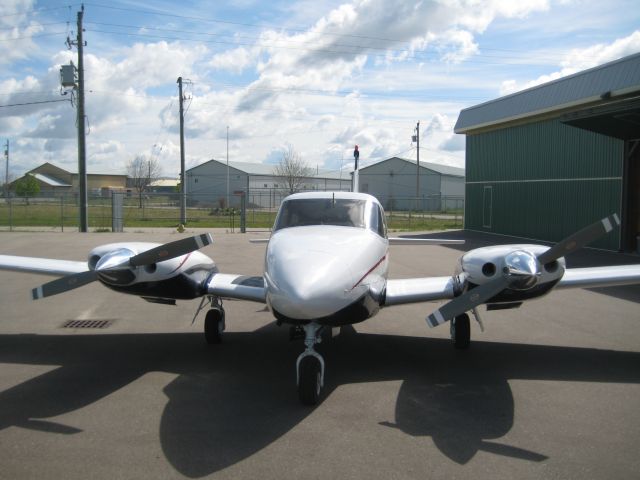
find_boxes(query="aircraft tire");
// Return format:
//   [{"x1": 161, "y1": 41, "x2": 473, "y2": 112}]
[
  {"x1": 204, "y1": 309, "x2": 224, "y2": 344},
  {"x1": 452, "y1": 313, "x2": 470, "y2": 349},
  {"x1": 298, "y1": 356, "x2": 322, "y2": 405}
]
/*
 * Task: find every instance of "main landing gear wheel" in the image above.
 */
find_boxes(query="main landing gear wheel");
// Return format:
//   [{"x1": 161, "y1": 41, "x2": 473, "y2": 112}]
[
  {"x1": 451, "y1": 313, "x2": 470, "y2": 349},
  {"x1": 296, "y1": 322, "x2": 325, "y2": 405},
  {"x1": 204, "y1": 308, "x2": 225, "y2": 344}
]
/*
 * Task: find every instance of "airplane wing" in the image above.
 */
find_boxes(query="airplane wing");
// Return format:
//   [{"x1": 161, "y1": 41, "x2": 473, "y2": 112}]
[
  {"x1": 384, "y1": 276, "x2": 456, "y2": 306},
  {"x1": 556, "y1": 265, "x2": 640, "y2": 289},
  {"x1": 388, "y1": 238, "x2": 465, "y2": 246},
  {"x1": 206, "y1": 274, "x2": 267, "y2": 303},
  {"x1": 0, "y1": 255, "x2": 87, "y2": 277},
  {"x1": 384, "y1": 264, "x2": 640, "y2": 307}
]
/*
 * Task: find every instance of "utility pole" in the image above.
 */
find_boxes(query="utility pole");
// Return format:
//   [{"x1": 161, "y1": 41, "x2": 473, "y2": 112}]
[
  {"x1": 415, "y1": 121, "x2": 420, "y2": 210},
  {"x1": 177, "y1": 76, "x2": 186, "y2": 225},
  {"x1": 4, "y1": 140, "x2": 8, "y2": 199},
  {"x1": 226, "y1": 126, "x2": 230, "y2": 209},
  {"x1": 67, "y1": 5, "x2": 88, "y2": 231}
]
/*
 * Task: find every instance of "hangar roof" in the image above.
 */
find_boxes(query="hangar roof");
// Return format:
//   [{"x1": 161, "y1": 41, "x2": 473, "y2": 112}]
[
  {"x1": 455, "y1": 52, "x2": 640, "y2": 134},
  {"x1": 31, "y1": 173, "x2": 71, "y2": 187},
  {"x1": 188, "y1": 159, "x2": 346, "y2": 179},
  {"x1": 360, "y1": 157, "x2": 465, "y2": 177}
]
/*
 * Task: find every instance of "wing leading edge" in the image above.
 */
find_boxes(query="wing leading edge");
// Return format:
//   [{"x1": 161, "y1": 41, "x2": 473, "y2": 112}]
[
  {"x1": 384, "y1": 276, "x2": 456, "y2": 306},
  {"x1": 557, "y1": 265, "x2": 640, "y2": 289},
  {"x1": 206, "y1": 273, "x2": 267, "y2": 303},
  {"x1": 0, "y1": 255, "x2": 87, "y2": 277}
]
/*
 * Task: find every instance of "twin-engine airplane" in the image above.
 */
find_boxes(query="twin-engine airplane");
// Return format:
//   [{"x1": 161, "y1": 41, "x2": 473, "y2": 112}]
[{"x1": 1, "y1": 191, "x2": 640, "y2": 405}]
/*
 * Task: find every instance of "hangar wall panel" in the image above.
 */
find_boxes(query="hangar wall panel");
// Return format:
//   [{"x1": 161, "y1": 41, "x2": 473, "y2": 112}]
[{"x1": 465, "y1": 119, "x2": 624, "y2": 250}]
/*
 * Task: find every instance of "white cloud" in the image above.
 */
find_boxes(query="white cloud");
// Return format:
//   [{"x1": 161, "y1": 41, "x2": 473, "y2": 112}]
[
  {"x1": 440, "y1": 134, "x2": 466, "y2": 152},
  {"x1": 231, "y1": 0, "x2": 552, "y2": 113},
  {"x1": 1, "y1": 0, "x2": 633, "y2": 178},
  {"x1": 500, "y1": 30, "x2": 640, "y2": 95},
  {"x1": 0, "y1": 1, "x2": 43, "y2": 64},
  {"x1": 209, "y1": 46, "x2": 260, "y2": 73}
]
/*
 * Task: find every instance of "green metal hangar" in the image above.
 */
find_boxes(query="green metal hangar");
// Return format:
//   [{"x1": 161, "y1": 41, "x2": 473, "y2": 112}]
[{"x1": 455, "y1": 53, "x2": 640, "y2": 252}]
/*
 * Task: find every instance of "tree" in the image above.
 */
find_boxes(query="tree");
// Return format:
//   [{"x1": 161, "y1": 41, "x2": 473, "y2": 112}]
[
  {"x1": 127, "y1": 155, "x2": 162, "y2": 208},
  {"x1": 15, "y1": 174, "x2": 40, "y2": 204},
  {"x1": 273, "y1": 145, "x2": 312, "y2": 195}
]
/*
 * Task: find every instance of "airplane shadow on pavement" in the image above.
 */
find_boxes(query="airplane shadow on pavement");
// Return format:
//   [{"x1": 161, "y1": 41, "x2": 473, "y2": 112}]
[{"x1": 1, "y1": 324, "x2": 639, "y2": 477}]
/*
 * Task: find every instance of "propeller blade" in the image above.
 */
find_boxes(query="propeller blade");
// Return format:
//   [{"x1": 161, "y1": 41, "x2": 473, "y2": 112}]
[
  {"x1": 426, "y1": 276, "x2": 510, "y2": 327},
  {"x1": 537, "y1": 214, "x2": 620, "y2": 265},
  {"x1": 128, "y1": 233, "x2": 213, "y2": 267},
  {"x1": 32, "y1": 270, "x2": 99, "y2": 300}
]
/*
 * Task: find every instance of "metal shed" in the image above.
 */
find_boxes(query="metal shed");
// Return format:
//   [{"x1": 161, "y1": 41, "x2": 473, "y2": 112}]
[
  {"x1": 455, "y1": 53, "x2": 640, "y2": 252},
  {"x1": 186, "y1": 159, "x2": 351, "y2": 208},
  {"x1": 358, "y1": 156, "x2": 465, "y2": 211}
]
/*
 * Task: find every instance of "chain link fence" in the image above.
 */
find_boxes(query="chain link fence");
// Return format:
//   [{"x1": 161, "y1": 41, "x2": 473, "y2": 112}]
[{"x1": 0, "y1": 191, "x2": 463, "y2": 232}]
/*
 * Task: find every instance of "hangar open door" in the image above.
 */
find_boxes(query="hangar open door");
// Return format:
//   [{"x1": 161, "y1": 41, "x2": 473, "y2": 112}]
[
  {"x1": 563, "y1": 96, "x2": 640, "y2": 253},
  {"x1": 623, "y1": 140, "x2": 640, "y2": 253}
]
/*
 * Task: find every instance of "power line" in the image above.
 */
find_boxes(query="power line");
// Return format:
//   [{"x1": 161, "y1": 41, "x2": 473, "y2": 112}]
[
  {"x1": 0, "y1": 2, "x2": 618, "y2": 63},
  {"x1": 84, "y1": 20, "x2": 399, "y2": 54},
  {"x1": 0, "y1": 21, "x2": 68, "y2": 31},
  {"x1": 83, "y1": 2, "x2": 401, "y2": 44},
  {"x1": 0, "y1": 99, "x2": 70, "y2": 108},
  {"x1": 0, "y1": 31, "x2": 67, "y2": 42},
  {"x1": 81, "y1": 20, "x2": 594, "y2": 63},
  {"x1": 82, "y1": 26, "x2": 597, "y2": 68},
  {"x1": 84, "y1": 27, "x2": 392, "y2": 59},
  {"x1": 0, "y1": 4, "x2": 79, "y2": 19}
]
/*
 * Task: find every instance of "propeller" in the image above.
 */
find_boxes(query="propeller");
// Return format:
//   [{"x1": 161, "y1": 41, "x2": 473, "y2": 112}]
[
  {"x1": 32, "y1": 270, "x2": 99, "y2": 300},
  {"x1": 537, "y1": 213, "x2": 619, "y2": 265},
  {"x1": 32, "y1": 233, "x2": 213, "y2": 300},
  {"x1": 128, "y1": 233, "x2": 212, "y2": 267},
  {"x1": 426, "y1": 214, "x2": 620, "y2": 328}
]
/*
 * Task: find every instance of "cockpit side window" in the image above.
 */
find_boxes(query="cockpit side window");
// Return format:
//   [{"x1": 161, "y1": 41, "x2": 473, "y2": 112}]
[
  {"x1": 274, "y1": 198, "x2": 367, "y2": 230},
  {"x1": 368, "y1": 203, "x2": 387, "y2": 238}
]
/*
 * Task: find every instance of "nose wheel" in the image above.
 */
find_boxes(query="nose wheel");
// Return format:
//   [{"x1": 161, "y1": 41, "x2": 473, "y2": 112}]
[{"x1": 296, "y1": 322, "x2": 325, "y2": 405}]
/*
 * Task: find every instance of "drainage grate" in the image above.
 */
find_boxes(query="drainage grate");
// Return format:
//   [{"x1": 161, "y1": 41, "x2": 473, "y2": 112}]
[{"x1": 62, "y1": 319, "x2": 113, "y2": 329}]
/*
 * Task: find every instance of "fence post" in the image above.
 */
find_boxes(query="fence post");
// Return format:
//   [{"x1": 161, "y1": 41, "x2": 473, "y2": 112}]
[
  {"x1": 112, "y1": 192, "x2": 124, "y2": 232},
  {"x1": 60, "y1": 196, "x2": 64, "y2": 232},
  {"x1": 8, "y1": 197, "x2": 12, "y2": 232},
  {"x1": 240, "y1": 192, "x2": 246, "y2": 233}
]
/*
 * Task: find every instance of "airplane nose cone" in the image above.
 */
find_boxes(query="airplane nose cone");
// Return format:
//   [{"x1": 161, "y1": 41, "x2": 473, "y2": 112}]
[{"x1": 265, "y1": 233, "x2": 358, "y2": 320}]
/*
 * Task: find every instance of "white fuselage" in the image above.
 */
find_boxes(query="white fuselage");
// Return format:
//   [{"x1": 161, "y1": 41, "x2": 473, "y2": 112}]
[{"x1": 263, "y1": 192, "x2": 389, "y2": 325}]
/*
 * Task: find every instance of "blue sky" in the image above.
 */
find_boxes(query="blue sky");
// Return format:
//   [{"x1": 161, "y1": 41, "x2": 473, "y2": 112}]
[{"x1": 1, "y1": 0, "x2": 639, "y2": 179}]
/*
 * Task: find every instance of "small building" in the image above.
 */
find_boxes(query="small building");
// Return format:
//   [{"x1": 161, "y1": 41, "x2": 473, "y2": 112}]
[
  {"x1": 148, "y1": 178, "x2": 179, "y2": 194},
  {"x1": 12, "y1": 162, "x2": 128, "y2": 197},
  {"x1": 186, "y1": 159, "x2": 352, "y2": 208},
  {"x1": 455, "y1": 53, "x2": 640, "y2": 252},
  {"x1": 358, "y1": 157, "x2": 465, "y2": 211}
]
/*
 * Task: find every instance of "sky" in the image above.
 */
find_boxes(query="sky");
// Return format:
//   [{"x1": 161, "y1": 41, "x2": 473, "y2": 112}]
[{"x1": 1, "y1": 0, "x2": 639, "y2": 180}]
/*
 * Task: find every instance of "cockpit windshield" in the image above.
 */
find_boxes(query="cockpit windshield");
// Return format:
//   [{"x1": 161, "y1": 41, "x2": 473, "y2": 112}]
[{"x1": 274, "y1": 198, "x2": 367, "y2": 231}]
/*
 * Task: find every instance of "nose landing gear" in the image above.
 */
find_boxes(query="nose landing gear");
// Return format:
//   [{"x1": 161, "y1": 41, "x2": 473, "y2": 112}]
[{"x1": 296, "y1": 322, "x2": 325, "y2": 405}]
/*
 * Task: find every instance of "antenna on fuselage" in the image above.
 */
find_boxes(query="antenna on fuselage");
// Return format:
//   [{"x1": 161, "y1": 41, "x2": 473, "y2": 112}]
[{"x1": 353, "y1": 145, "x2": 360, "y2": 193}]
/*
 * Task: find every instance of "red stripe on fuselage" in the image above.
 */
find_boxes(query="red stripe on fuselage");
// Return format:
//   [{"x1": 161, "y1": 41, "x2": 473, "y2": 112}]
[{"x1": 350, "y1": 254, "x2": 386, "y2": 291}]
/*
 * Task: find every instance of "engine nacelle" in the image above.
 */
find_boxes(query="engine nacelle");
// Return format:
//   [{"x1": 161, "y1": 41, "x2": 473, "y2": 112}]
[
  {"x1": 455, "y1": 244, "x2": 566, "y2": 304},
  {"x1": 87, "y1": 242, "x2": 217, "y2": 299}
]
